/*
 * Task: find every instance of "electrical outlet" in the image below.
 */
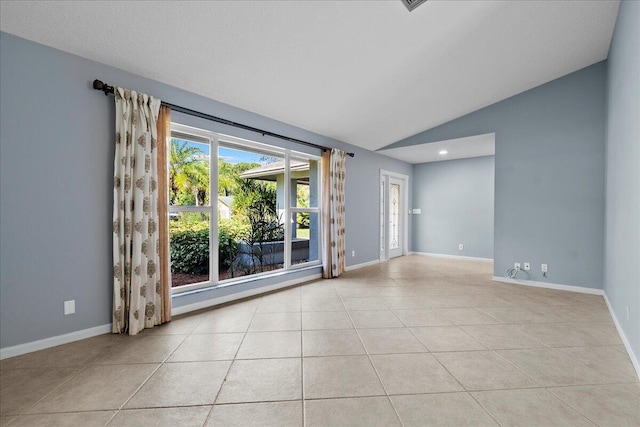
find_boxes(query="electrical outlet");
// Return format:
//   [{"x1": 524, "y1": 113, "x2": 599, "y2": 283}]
[
  {"x1": 541, "y1": 264, "x2": 548, "y2": 273},
  {"x1": 524, "y1": 262, "x2": 530, "y2": 271},
  {"x1": 64, "y1": 300, "x2": 75, "y2": 315},
  {"x1": 514, "y1": 262, "x2": 521, "y2": 269},
  {"x1": 458, "y1": 244, "x2": 464, "y2": 251},
  {"x1": 351, "y1": 250, "x2": 355, "y2": 257}
]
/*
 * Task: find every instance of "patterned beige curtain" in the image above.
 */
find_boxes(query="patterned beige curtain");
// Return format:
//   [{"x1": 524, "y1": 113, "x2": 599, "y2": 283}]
[
  {"x1": 112, "y1": 88, "x2": 163, "y2": 335},
  {"x1": 322, "y1": 148, "x2": 347, "y2": 278}
]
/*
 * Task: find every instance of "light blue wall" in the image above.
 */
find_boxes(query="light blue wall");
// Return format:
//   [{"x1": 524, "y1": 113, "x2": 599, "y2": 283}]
[
  {"x1": 385, "y1": 62, "x2": 607, "y2": 289},
  {"x1": 604, "y1": 0, "x2": 640, "y2": 365},
  {"x1": 0, "y1": 32, "x2": 411, "y2": 349},
  {"x1": 412, "y1": 156, "x2": 494, "y2": 259}
]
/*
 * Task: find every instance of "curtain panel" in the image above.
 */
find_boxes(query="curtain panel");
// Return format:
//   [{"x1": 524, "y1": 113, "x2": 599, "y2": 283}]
[
  {"x1": 112, "y1": 88, "x2": 164, "y2": 335},
  {"x1": 322, "y1": 148, "x2": 347, "y2": 278}
]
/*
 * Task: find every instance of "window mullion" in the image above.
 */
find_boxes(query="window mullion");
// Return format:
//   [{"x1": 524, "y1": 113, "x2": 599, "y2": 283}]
[
  {"x1": 211, "y1": 135, "x2": 219, "y2": 286},
  {"x1": 284, "y1": 152, "x2": 291, "y2": 269}
]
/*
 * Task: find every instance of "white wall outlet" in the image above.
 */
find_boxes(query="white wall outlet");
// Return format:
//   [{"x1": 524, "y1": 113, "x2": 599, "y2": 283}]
[
  {"x1": 458, "y1": 244, "x2": 464, "y2": 251},
  {"x1": 412, "y1": 208, "x2": 422, "y2": 214},
  {"x1": 524, "y1": 262, "x2": 530, "y2": 271},
  {"x1": 351, "y1": 250, "x2": 355, "y2": 257},
  {"x1": 626, "y1": 305, "x2": 630, "y2": 321},
  {"x1": 541, "y1": 264, "x2": 548, "y2": 273},
  {"x1": 64, "y1": 300, "x2": 75, "y2": 315},
  {"x1": 514, "y1": 262, "x2": 521, "y2": 269}
]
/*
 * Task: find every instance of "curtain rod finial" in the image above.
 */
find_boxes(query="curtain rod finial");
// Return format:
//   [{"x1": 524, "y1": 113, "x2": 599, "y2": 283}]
[{"x1": 93, "y1": 79, "x2": 113, "y2": 95}]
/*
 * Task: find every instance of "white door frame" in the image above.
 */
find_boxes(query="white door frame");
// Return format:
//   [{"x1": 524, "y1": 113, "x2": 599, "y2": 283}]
[{"x1": 379, "y1": 169, "x2": 409, "y2": 262}]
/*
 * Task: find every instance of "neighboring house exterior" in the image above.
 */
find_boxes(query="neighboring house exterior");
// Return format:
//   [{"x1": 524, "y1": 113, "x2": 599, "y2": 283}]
[{"x1": 218, "y1": 196, "x2": 233, "y2": 220}]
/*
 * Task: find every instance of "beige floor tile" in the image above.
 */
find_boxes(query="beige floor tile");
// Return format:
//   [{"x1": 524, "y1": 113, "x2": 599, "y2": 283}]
[
  {"x1": 472, "y1": 388, "x2": 594, "y2": 426},
  {"x1": 478, "y1": 306, "x2": 551, "y2": 324},
  {"x1": 461, "y1": 324, "x2": 546, "y2": 349},
  {"x1": 301, "y1": 297, "x2": 345, "y2": 312},
  {"x1": 207, "y1": 401, "x2": 302, "y2": 426},
  {"x1": 126, "y1": 361, "x2": 230, "y2": 408},
  {"x1": 0, "y1": 417, "x2": 16, "y2": 427},
  {"x1": 435, "y1": 308, "x2": 502, "y2": 325},
  {"x1": 549, "y1": 384, "x2": 640, "y2": 426},
  {"x1": 342, "y1": 297, "x2": 388, "y2": 311},
  {"x1": 111, "y1": 406, "x2": 210, "y2": 426},
  {"x1": 236, "y1": 331, "x2": 301, "y2": 359},
  {"x1": 28, "y1": 364, "x2": 158, "y2": 413},
  {"x1": 217, "y1": 359, "x2": 302, "y2": 403},
  {"x1": 302, "y1": 329, "x2": 365, "y2": 356},
  {"x1": 142, "y1": 314, "x2": 204, "y2": 335},
  {"x1": 167, "y1": 333, "x2": 243, "y2": 362},
  {"x1": 392, "y1": 309, "x2": 453, "y2": 327},
  {"x1": 301, "y1": 285, "x2": 339, "y2": 299},
  {"x1": 193, "y1": 312, "x2": 254, "y2": 334},
  {"x1": 358, "y1": 328, "x2": 427, "y2": 354},
  {"x1": 371, "y1": 353, "x2": 463, "y2": 395},
  {"x1": 434, "y1": 351, "x2": 538, "y2": 391},
  {"x1": 497, "y1": 348, "x2": 609, "y2": 386},
  {"x1": 382, "y1": 296, "x2": 430, "y2": 310},
  {"x1": 303, "y1": 356, "x2": 385, "y2": 399},
  {"x1": 350, "y1": 310, "x2": 404, "y2": 328},
  {"x1": 336, "y1": 286, "x2": 380, "y2": 298},
  {"x1": 0, "y1": 334, "x2": 122, "y2": 370},
  {"x1": 513, "y1": 322, "x2": 621, "y2": 347},
  {"x1": 249, "y1": 312, "x2": 301, "y2": 332},
  {"x1": 0, "y1": 367, "x2": 80, "y2": 415},
  {"x1": 10, "y1": 411, "x2": 115, "y2": 427},
  {"x1": 95, "y1": 334, "x2": 187, "y2": 364},
  {"x1": 373, "y1": 287, "x2": 417, "y2": 297},
  {"x1": 305, "y1": 397, "x2": 401, "y2": 427},
  {"x1": 390, "y1": 393, "x2": 498, "y2": 427},
  {"x1": 256, "y1": 298, "x2": 301, "y2": 313},
  {"x1": 556, "y1": 346, "x2": 639, "y2": 383},
  {"x1": 302, "y1": 311, "x2": 353, "y2": 330},
  {"x1": 410, "y1": 326, "x2": 486, "y2": 352}
]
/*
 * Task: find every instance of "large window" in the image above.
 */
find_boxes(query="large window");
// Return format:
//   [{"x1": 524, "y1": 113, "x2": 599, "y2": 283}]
[{"x1": 168, "y1": 124, "x2": 321, "y2": 292}]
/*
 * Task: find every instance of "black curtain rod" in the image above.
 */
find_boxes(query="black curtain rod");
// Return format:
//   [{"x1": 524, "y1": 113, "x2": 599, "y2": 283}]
[{"x1": 93, "y1": 80, "x2": 354, "y2": 157}]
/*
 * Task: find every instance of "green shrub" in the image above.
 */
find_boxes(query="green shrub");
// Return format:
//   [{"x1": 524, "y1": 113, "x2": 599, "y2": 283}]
[{"x1": 169, "y1": 219, "x2": 209, "y2": 275}]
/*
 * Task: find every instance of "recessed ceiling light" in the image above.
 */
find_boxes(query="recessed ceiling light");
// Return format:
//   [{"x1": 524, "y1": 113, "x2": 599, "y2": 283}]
[{"x1": 439, "y1": 150, "x2": 448, "y2": 155}]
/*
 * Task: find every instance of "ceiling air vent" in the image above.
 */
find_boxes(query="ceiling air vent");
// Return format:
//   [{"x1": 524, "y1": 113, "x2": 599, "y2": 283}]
[{"x1": 401, "y1": 0, "x2": 428, "y2": 12}]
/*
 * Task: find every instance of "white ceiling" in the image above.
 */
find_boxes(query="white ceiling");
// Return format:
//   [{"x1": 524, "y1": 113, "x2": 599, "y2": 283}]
[
  {"x1": 378, "y1": 133, "x2": 495, "y2": 164},
  {"x1": 0, "y1": 1, "x2": 619, "y2": 152}
]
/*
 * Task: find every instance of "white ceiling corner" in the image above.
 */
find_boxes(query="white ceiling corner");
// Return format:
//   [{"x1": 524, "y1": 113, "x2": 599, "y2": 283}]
[
  {"x1": 0, "y1": 1, "x2": 620, "y2": 152},
  {"x1": 377, "y1": 133, "x2": 495, "y2": 164}
]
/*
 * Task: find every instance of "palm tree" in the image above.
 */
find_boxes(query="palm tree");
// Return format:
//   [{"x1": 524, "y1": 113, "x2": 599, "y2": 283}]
[{"x1": 169, "y1": 139, "x2": 209, "y2": 206}]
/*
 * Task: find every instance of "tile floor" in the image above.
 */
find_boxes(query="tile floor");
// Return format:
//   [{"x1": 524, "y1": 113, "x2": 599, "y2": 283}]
[{"x1": 1, "y1": 256, "x2": 638, "y2": 426}]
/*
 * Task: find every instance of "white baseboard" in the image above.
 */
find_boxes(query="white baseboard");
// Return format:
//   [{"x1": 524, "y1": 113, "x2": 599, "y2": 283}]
[
  {"x1": 492, "y1": 276, "x2": 604, "y2": 295},
  {"x1": 171, "y1": 273, "x2": 322, "y2": 316},
  {"x1": 410, "y1": 252, "x2": 494, "y2": 262},
  {"x1": 345, "y1": 259, "x2": 381, "y2": 272},
  {"x1": 0, "y1": 323, "x2": 112, "y2": 360},
  {"x1": 604, "y1": 294, "x2": 640, "y2": 380}
]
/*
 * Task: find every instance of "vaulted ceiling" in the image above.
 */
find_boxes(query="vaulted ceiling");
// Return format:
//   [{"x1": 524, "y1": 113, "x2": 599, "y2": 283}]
[{"x1": 0, "y1": 1, "x2": 619, "y2": 151}]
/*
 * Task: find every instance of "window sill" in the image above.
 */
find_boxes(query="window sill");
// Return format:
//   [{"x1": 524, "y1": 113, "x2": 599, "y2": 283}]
[{"x1": 171, "y1": 263, "x2": 322, "y2": 299}]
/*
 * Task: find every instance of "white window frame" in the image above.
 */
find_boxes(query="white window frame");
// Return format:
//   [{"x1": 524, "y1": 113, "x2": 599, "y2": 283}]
[{"x1": 169, "y1": 123, "x2": 322, "y2": 295}]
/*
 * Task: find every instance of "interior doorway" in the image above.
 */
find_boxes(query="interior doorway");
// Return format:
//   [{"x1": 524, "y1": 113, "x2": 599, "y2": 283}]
[{"x1": 380, "y1": 170, "x2": 409, "y2": 261}]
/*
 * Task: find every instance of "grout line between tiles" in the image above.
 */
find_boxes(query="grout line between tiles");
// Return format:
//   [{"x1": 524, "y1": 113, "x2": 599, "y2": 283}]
[{"x1": 334, "y1": 281, "x2": 406, "y2": 427}]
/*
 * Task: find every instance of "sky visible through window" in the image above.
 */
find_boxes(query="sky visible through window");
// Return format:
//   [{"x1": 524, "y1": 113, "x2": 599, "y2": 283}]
[{"x1": 176, "y1": 139, "x2": 267, "y2": 165}]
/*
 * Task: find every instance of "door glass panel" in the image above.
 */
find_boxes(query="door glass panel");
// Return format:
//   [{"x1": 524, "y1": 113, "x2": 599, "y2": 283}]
[
  {"x1": 390, "y1": 183, "x2": 400, "y2": 250},
  {"x1": 380, "y1": 179, "x2": 385, "y2": 252}
]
